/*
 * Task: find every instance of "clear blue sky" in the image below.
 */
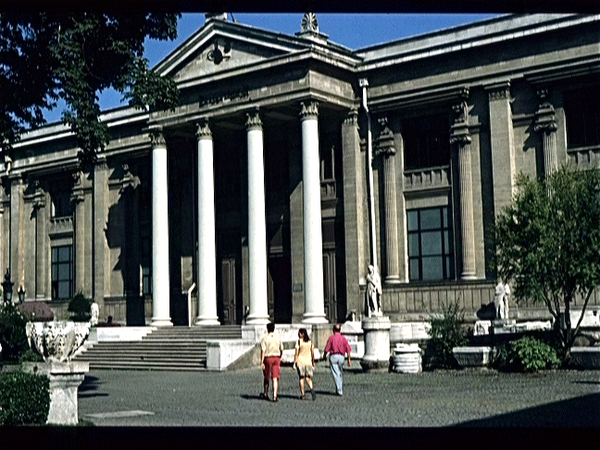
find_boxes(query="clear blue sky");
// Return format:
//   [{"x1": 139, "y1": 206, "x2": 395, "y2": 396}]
[{"x1": 42, "y1": 13, "x2": 500, "y2": 124}]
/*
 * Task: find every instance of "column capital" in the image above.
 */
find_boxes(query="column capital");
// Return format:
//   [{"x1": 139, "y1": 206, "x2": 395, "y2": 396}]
[
  {"x1": 299, "y1": 101, "x2": 319, "y2": 119},
  {"x1": 375, "y1": 116, "x2": 396, "y2": 156},
  {"x1": 245, "y1": 109, "x2": 263, "y2": 130},
  {"x1": 534, "y1": 89, "x2": 557, "y2": 133},
  {"x1": 450, "y1": 91, "x2": 472, "y2": 146},
  {"x1": 343, "y1": 107, "x2": 359, "y2": 126},
  {"x1": 150, "y1": 131, "x2": 166, "y2": 148},
  {"x1": 485, "y1": 80, "x2": 511, "y2": 101},
  {"x1": 119, "y1": 163, "x2": 137, "y2": 194},
  {"x1": 31, "y1": 181, "x2": 46, "y2": 209},
  {"x1": 195, "y1": 119, "x2": 212, "y2": 139}
]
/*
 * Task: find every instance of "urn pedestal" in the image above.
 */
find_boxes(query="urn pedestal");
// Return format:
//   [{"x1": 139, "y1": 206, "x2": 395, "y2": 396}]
[
  {"x1": 22, "y1": 361, "x2": 89, "y2": 425},
  {"x1": 360, "y1": 316, "x2": 391, "y2": 372}
]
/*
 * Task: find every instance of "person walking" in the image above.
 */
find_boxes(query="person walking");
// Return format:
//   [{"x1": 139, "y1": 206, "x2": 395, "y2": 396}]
[
  {"x1": 324, "y1": 324, "x2": 352, "y2": 396},
  {"x1": 260, "y1": 322, "x2": 283, "y2": 402},
  {"x1": 292, "y1": 328, "x2": 316, "y2": 400}
]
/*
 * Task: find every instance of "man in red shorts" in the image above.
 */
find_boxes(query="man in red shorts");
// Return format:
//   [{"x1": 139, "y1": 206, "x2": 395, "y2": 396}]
[{"x1": 260, "y1": 322, "x2": 283, "y2": 402}]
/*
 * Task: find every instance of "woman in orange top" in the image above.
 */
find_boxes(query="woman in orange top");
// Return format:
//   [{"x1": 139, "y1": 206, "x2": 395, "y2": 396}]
[{"x1": 293, "y1": 328, "x2": 316, "y2": 400}]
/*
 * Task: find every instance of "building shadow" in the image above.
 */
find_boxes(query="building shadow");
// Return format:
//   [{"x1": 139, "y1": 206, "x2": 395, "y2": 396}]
[{"x1": 456, "y1": 393, "x2": 600, "y2": 427}]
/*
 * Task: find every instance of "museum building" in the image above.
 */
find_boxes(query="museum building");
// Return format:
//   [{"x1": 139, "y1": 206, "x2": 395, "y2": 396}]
[{"x1": 1, "y1": 13, "x2": 599, "y2": 327}]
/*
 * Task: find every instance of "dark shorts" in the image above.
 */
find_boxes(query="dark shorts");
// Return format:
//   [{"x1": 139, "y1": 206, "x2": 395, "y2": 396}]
[{"x1": 263, "y1": 356, "x2": 281, "y2": 380}]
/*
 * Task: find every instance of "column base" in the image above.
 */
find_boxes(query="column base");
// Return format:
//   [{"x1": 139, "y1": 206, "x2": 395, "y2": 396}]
[
  {"x1": 302, "y1": 313, "x2": 328, "y2": 324},
  {"x1": 461, "y1": 272, "x2": 477, "y2": 280},
  {"x1": 246, "y1": 315, "x2": 270, "y2": 325},
  {"x1": 385, "y1": 275, "x2": 401, "y2": 284},
  {"x1": 194, "y1": 316, "x2": 220, "y2": 326},
  {"x1": 151, "y1": 318, "x2": 173, "y2": 327}
]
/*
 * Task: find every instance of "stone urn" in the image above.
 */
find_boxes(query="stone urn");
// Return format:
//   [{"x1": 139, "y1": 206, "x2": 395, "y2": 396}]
[
  {"x1": 26, "y1": 321, "x2": 90, "y2": 362},
  {"x1": 23, "y1": 321, "x2": 90, "y2": 425}
]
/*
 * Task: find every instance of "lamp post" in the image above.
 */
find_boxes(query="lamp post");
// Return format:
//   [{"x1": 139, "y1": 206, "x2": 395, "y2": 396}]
[
  {"x1": 2, "y1": 270, "x2": 14, "y2": 305},
  {"x1": 17, "y1": 285, "x2": 25, "y2": 304}
]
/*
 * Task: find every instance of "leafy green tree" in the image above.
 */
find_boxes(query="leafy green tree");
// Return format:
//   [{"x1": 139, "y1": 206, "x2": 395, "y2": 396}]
[
  {"x1": 495, "y1": 165, "x2": 600, "y2": 358},
  {"x1": 0, "y1": 12, "x2": 180, "y2": 168}
]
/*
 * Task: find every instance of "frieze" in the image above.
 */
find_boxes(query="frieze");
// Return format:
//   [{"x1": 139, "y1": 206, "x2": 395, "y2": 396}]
[
  {"x1": 299, "y1": 101, "x2": 319, "y2": 119},
  {"x1": 245, "y1": 109, "x2": 263, "y2": 130},
  {"x1": 195, "y1": 119, "x2": 212, "y2": 139},
  {"x1": 198, "y1": 86, "x2": 249, "y2": 107}
]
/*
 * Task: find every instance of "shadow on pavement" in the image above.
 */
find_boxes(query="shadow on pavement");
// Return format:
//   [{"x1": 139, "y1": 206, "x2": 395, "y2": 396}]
[
  {"x1": 456, "y1": 393, "x2": 600, "y2": 427},
  {"x1": 79, "y1": 375, "x2": 104, "y2": 393}
]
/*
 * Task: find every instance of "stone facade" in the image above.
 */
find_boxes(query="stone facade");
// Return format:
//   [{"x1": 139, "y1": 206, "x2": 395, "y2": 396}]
[{"x1": 1, "y1": 14, "x2": 599, "y2": 326}]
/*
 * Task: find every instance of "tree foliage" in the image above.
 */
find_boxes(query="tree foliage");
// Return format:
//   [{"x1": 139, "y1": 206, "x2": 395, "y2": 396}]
[
  {"x1": 495, "y1": 165, "x2": 600, "y2": 355},
  {"x1": 0, "y1": 12, "x2": 180, "y2": 167}
]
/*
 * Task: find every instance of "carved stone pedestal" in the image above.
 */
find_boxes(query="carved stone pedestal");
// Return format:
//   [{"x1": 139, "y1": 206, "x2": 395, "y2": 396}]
[
  {"x1": 360, "y1": 316, "x2": 391, "y2": 372},
  {"x1": 22, "y1": 361, "x2": 89, "y2": 425}
]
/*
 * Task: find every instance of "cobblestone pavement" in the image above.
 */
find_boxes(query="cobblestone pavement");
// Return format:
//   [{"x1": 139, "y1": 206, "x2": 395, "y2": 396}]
[{"x1": 77, "y1": 362, "x2": 600, "y2": 428}]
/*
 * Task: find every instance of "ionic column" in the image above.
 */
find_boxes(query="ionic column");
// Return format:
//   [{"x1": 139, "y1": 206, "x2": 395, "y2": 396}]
[
  {"x1": 150, "y1": 132, "x2": 172, "y2": 326},
  {"x1": 451, "y1": 92, "x2": 476, "y2": 280},
  {"x1": 32, "y1": 182, "x2": 47, "y2": 299},
  {"x1": 93, "y1": 158, "x2": 108, "y2": 313},
  {"x1": 299, "y1": 101, "x2": 327, "y2": 324},
  {"x1": 194, "y1": 120, "x2": 219, "y2": 326},
  {"x1": 534, "y1": 89, "x2": 558, "y2": 178},
  {"x1": 375, "y1": 116, "x2": 400, "y2": 283},
  {"x1": 245, "y1": 110, "x2": 270, "y2": 325},
  {"x1": 71, "y1": 172, "x2": 85, "y2": 295}
]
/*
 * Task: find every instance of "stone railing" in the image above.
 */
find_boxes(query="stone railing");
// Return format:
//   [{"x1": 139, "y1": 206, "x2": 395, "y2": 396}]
[
  {"x1": 320, "y1": 178, "x2": 337, "y2": 200},
  {"x1": 49, "y1": 216, "x2": 73, "y2": 236},
  {"x1": 567, "y1": 145, "x2": 600, "y2": 168},
  {"x1": 403, "y1": 166, "x2": 451, "y2": 191}
]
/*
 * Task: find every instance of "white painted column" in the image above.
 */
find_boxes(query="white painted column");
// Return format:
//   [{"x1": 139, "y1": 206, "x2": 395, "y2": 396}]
[
  {"x1": 300, "y1": 101, "x2": 328, "y2": 324},
  {"x1": 195, "y1": 120, "x2": 220, "y2": 326},
  {"x1": 245, "y1": 110, "x2": 270, "y2": 325},
  {"x1": 150, "y1": 132, "x2": 172, "y2": 326}
]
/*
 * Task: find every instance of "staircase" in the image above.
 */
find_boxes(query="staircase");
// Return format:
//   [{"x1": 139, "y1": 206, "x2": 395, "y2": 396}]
[{"x1": 75, "y1": 325, "x2": 242, "y2": 371}]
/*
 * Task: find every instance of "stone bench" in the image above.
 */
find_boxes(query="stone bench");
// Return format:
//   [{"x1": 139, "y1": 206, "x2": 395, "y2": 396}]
[
  {"x1": 570, "y1": 347, "x2": 600, "y2": 369},
  {"x1": 453, "y1": 346, "x2": 492, "y2": 368}
]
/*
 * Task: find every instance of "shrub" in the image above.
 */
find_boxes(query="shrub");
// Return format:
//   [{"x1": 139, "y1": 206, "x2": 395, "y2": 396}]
[
  {"x1": 0, "y1": 371, "x2": 50, "y2": 425},
  {"x1": 0, "y1": 303, "x2": 29, "y2": 362},
  {"x1": 19, "y1": 348, "x2": 43, "y2": 363},
  {"x1": 68, "y1": 292, "x2": 91, "y2": 322},
  {"x1": 425, "y1": 300, "x2": 468, "y2": 369},
  {"x1": 493, "y1": 336, "x2": 561, "y2": 373}
]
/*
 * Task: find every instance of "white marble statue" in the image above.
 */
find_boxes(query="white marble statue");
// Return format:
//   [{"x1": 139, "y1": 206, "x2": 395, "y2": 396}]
[
  {"x1": 366, "y1": 264, "x2": 383, "y2": 317},
  {"x1": 90, "y1": 301, "x2": 99, "y2": 326},
  {"x1": 494, "y1": 280, "x2": 511, "y2": 320}
]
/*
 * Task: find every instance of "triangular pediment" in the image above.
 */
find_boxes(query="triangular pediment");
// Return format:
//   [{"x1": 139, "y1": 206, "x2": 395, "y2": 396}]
[{"x1": 155, "y1": 20, "x2": 308, "y2": 84}]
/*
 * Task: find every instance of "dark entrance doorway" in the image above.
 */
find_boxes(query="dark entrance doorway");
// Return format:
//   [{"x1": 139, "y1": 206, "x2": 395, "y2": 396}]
[
  {"x1": 268, "y1": 255, "x2": 292, "y2": 323},
  {"x1": 217, "y1": 231, "x2": 242, "y2": 325}
]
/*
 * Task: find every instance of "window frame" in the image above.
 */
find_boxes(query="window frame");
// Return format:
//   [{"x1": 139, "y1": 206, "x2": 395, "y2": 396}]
[
  {"x1": 51, "y1": 245, "x2": 73, "y2": 300},
  {"x1": 407, "y1": 206, "x2": 455, "y2": 282}
]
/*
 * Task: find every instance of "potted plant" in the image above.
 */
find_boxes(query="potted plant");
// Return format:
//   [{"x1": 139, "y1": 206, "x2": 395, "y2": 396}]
[{"x1": 67, "y1": 292, "x2": 92, "y2": 322}]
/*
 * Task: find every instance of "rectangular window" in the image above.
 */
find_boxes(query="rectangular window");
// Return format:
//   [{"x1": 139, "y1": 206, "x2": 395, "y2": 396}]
[
  {"x1": 49, "y1": 179, "x2": 73, "y2": 218},
  {"x1": 141, "y1": 236, "x2": 152, "y2": 295},
  {"x1": 565, "y1": 86, "x2": 600, "y2": 149},
  {"x1": 51, "y1": 245, "x2": 73, "y2": 299},
  {"x1": 407, "y1": 206, "x2": 454, "y2": 281},
  {"x1": 403, "y1": 114, "x2": 450, "y2": 170}
]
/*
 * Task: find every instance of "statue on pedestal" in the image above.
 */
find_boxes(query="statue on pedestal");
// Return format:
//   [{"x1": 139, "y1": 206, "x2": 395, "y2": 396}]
[
  {"x1": 90, "y1": 300, "x2": 99, "y2": 326},
  {"x1": 494, "y1": 280, "x2": 511, "y2": 320},
  {"x1": 366, "y1": 265, "x2": 382, "y2": 317}
]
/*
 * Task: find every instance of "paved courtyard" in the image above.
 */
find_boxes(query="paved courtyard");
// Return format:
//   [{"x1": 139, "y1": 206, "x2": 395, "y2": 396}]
[{"x1": 77, "y1": 362, "x2": 600, "y2": 428}]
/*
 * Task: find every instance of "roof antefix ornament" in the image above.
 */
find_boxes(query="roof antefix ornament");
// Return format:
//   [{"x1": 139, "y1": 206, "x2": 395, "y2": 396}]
[{"x1": 296, "y1": 12, "x2": 329, "y2": 43}]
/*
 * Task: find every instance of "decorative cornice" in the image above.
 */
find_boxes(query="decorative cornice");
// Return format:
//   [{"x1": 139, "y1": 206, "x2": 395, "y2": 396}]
[
  {"x1": 534, "y1": 89, "x2": 558, "y2": 133},
  {"x1": 245, "y1": 109, "x2": 263, "y2": 130},
  {"x1": 299, "y1": 101, "x2": 319, "y2": 119},
  {"x1": 195, "y1": 119, "x2": 212, "y2": 139}
]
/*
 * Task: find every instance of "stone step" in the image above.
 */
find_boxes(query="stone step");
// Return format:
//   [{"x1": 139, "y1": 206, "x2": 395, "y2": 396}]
[{"x1": 75, "y1": 325, "x2": 243, "y2": 371}]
